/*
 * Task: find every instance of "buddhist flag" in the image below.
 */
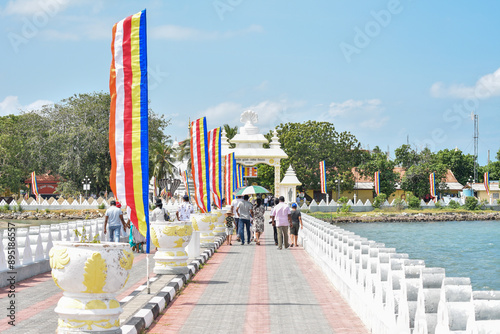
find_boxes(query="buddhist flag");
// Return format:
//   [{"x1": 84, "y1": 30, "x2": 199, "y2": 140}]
[
  {"x1": 225, "y1": 153, "x2": 236, "y2": 205},
  {"x1": 191, "y1": 117, "x2": 211, "y2": 213},
  {"x1": 109, "y1": 9, "x2": 150, "y2": 251},
  {"x1": 182, "y1": 170, "x2": 191, "y2": 199},
  {"x1": 31, "y1": 171, "x2": 40, "y2": 201},
  {"x1": 374, "y1": 171, "x2": 380, "y2": 196},
  {"x1": 236, "y1": 164, "x2": 244, "y2": 189},
  {"x1": 208, "y1": 127, "x2": 223, "y2": 209},
  {"x1": 319, "y1": 161, "x2": 327, "y2": 194},
  {"x1": 429, "y1": 172, "x2": 436, "y2": 201},
  {"x1": 484, "y1": 172, "x2": 490, "y2": 195}
]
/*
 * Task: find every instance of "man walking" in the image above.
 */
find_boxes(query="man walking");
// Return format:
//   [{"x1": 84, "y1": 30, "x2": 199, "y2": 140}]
[
  {"x1": 236, "y1": 195, "x2": 253, "y2": 245},
  {"x1": 270, "y1": 196, "x2": 292, "y2": 249},
  {"x1": 231, "y1": 195, "x2": 243, "y2": 241},
  {"x1": 104, "y1": 200, "x2": 128, "y2": 242}
]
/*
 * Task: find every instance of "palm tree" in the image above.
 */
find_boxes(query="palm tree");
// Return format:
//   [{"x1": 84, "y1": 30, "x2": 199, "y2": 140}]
[
  {"x1": 151, "y1": 141, "x2": 178, "y2": 181},
  {"x1": 223, "y1": 124, "x2": 238, "y2": 148}
]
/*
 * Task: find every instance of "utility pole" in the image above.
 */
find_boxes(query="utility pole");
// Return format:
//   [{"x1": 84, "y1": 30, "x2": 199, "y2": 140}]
[{"x1": 473, "y1": 113, "x2": 478, "y2": 183}]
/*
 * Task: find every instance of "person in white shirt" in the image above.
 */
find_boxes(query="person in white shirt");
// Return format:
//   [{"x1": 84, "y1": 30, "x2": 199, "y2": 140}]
[
  {"x1": 176, "y1": 195, "x2": 194, "y2": 221},
  {"x1": 231, "y1": 195, "x2": 243, "y2": 241},
  {"x1": 151, "y1": 198, "x2": 169, "y2": 222}
]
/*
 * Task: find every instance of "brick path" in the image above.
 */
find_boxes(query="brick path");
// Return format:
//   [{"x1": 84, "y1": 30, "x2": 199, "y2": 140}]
[
  {"x1": 1, "y1": 212, "x2": 369, "y2": 333},
  {"x1": 147, "y1": 214, "x2": 369, "y2": 334}
]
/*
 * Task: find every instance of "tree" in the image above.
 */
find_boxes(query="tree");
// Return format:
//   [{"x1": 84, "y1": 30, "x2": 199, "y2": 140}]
[
  {"x1": 395, "y1": 144, "x2": 420, "y2": 168},
  {"x1": 358, "y1": 148, "x2": 399, "y2": 197},
  {"x1": 434, "y1": 149, "x2": 474, "y2": 186},
  {"x1": 273, "y1": 121, "x2": 363, "y2": 192},
  {"x1": 253, "y1": 164, "x2": 275, "y2": 193},
  {"x1": 223, "y1": 124, "x2": 238, "y2": 148},
  {"x1": 401, "y1": 162, "x2": 448, "y2": 198},
  {"x1": 0, "y1": 92, "x2": 171, "y2": 196},
  {"x1": 152, "y1": 141, "x2": 178, "y2": 181}
]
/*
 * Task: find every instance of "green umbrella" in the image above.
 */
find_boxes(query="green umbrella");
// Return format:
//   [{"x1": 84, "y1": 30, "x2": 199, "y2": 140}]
[{"x1": 234, "y1": 185, "x2": 270, "y2": 196}]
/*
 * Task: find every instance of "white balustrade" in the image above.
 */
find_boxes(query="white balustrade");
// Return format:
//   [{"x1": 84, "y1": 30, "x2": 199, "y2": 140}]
[{"x1": 300, "y1": 213, "x2": 500, "y2": 334}]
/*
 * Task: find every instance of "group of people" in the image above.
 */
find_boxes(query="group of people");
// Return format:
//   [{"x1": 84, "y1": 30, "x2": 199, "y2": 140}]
[
  {"x1": 224, "y1": 195, "x2": 303, "y2": 249},
  {"x1": 104, "y1": 192, "x2": 303, "y2": 252}
]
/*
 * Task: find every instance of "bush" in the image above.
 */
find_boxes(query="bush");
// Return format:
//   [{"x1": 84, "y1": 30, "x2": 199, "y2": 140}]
[
  {"x1": 406, "y1": 193, "x2": 421, "y2": 209},
  {"x1": 464, "y1": 196, "x2": 479, "y2": 211},
  {"x1": 372, "y1": 193, "x2": 387, "y2": 209},
  {"x1": 98, "y1": 203, "x2": 106, "y2": 210},
  {"x1": 393, "y1": 198, "x2": 405, "y2": 211},
  {"x1": 336, "y1": 196, "x2": 351, "y2": 213},
  {"x1": 447, "y1": 200, "x2": 461, "y2": 209}
]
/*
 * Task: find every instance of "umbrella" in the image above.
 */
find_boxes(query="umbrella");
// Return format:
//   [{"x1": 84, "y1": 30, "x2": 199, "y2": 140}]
[{"x1": 234, "y1": 185, "x2": 270, "y2": 196}]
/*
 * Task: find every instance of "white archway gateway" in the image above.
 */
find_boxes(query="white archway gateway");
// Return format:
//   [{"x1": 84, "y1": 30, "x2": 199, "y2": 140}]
[{"x1": 221, "y1": 110, "x2": 288, "y2": 196}]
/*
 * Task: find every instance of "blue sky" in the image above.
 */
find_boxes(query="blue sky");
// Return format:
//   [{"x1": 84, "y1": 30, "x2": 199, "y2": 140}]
[{"x1": 1, "y1": 0, "x2": 500, "y2": 165}]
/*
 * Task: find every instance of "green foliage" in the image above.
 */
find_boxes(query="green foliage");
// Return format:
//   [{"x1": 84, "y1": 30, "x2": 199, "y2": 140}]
[
  {"x1": 0, "y1": 92, "x2": 170, "y2": 196},
  {"x1": 336, "y1": 196, "x2": 351, "y2": 213},
  {"x1": 273, "y1": 121, "x2": 363, "y2": 192},
  {"x1": 393, "y1": 198, "x2": 405, "y2": 211},
  {"x1": 395, "y1": 144, "x2": 420, "y2": 168},
  {"x1": 223, "y1": 124, "x2": 238, "y2": 148},
  {"x1": 98, "y1": 203, "x2": 106, "y2": 210},
  {"x1": 74, "y1": 226, "x2": 100, "y2": 243},
  {"x1": 358, "y1": 148, "x2": 399, "y2": 197},
  {"x1": 45, "y1": 208, "x2": 50, "y2": 213},
  {"x1": 56, "y1": 180, "x2": 80, "y2": 198},
  {"x1": 464, "y1": 196, "x2": 479, "y2": 211},
  {"x1": 406, "y1": 193, "x2": 421, "y2": 209},
  {"x1": 253, "y1": 164, "x2": 275, "y2": 193},
  {"x1": 434, "y1": 149, "x2": 475, "y2": 186},
  {"x1": 151, "y1": 141, "x2": 177, "y2": 181},
  {"x1": 448, "y1": 200, "x2": 461, "y2": 209},
  {"x1": 372, "y1": 193, "x2": 387, "y2": 209},
  {"x1": 15, "y1": 204, "x2": 22, "y2": 212},
  {"x1": 434, "y1": 201, "x2": 442, "y2": 209},
  {"x1": 338, "y1": 196, "x2": 349, "y2": 204},
  {"x1": 400, "y1": 157, "x2": 448, "y2": 198}
]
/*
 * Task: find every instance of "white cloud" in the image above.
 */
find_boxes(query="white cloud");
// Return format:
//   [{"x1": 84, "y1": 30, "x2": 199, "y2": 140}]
[
  {"x1": 327, "y1": 99, "x2": 388, "y2": 129},
  {"x1": 150, "y1": 24, "x2": 263, "y2": 41},
  {"x1": 199, "y1": 99, "x2": 306, "y2": 131},
  {"x1": 430, "y1": 67, "x2": 500, "y2": 99},
  {"x1": 2, "y1": 0, "x2": 70, "y2": 16},
  {"x1": 0, "y1": 96, "x2": 53, "y2": 115}
]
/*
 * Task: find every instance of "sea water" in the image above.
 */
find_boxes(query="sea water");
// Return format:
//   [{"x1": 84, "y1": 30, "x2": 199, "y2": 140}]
[{"x1": 334, "y1": 220, "x2": 500, "y2": 291}]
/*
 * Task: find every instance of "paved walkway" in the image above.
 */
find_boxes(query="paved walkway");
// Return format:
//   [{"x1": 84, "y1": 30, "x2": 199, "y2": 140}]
[
  {"x1": 146, "y1": 214, "x2": 368, "y2": 334},
  {"x1": 1, "y1": 212, "x2": 369, "y2": 333}
]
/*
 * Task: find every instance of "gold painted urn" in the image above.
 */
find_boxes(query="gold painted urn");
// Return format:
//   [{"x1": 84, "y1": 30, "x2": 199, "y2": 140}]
[
  {"x1": 150, "y1": 220, "x2": 193, "y2": 274},
  {"x1": 50, "y1": 241, "x2": 134, "y2": 333}
]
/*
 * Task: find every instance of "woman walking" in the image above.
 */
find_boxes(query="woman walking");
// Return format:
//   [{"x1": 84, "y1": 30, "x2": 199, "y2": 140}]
[
  {"x1": 253, "y1": 198, "x2": 265, "y2": 245},
  {"x1": 290, "y1": 203, "x2": 303, "y2": 247}
]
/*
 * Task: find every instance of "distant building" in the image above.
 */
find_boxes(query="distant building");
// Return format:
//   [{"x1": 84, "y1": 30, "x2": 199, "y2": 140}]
[
  {"x1": 24, "y1": 173, "x2": 62, "y2": 198},
  {"x1": 472, "y1": 182, "x2": 500, "y2": 204},
  {"x1": 305, "y1": 167, "x2": 464, "y2": 203}
]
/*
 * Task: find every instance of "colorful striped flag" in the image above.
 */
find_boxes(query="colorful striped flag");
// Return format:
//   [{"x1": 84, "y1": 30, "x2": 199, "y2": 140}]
[
  {"x1": 244, "y1": 167, "x2": 258, "y2": 178},
  {"x1": 182, "y1": 170, "x2": 191, "y2": 199},
  {"x1": 224, "y1": 153, "x2": 236, "y2": 205},
  {"x1": 236, "y1": 164, "x2": 244, "y2": 189},
  {"x1": 109, "y1": 9, "x2": 150, "y2": 251},
  {"x1": 319, "y1": 161, "x2": 327, "y2": 194},
  {"x1": 208, "y1": 127, "x2": 223, "y2": 209},
  {"x1": 190, "y1": 117, "x2": 211, "y2": 213},
  {"x1": 31, "y1": 171, "x2": 39, "y2": 201},
  {"x1": 374, "y1": 171, "x2": 380, "y2": 196},
  {"x1": 429, "y1": 172, "x2": 436, "y2": 201},
  {"x1": 484, "y1": 172, "x2": 490, "y2": 195}
]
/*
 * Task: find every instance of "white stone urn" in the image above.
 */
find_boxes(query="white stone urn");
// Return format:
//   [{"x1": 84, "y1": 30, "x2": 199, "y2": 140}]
[
  {"x1": 151, "y1": 220, "x2": 193, "y2": 274},
  {"x1": 212, "y1": 210, "x2": 227, "y2": 236},
  {"x1": 190, "y1": 213, "x2": 216, "y2": 246},
  {"x1": 50, "y1": 241, "x2": 134, "y2": 333}
]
